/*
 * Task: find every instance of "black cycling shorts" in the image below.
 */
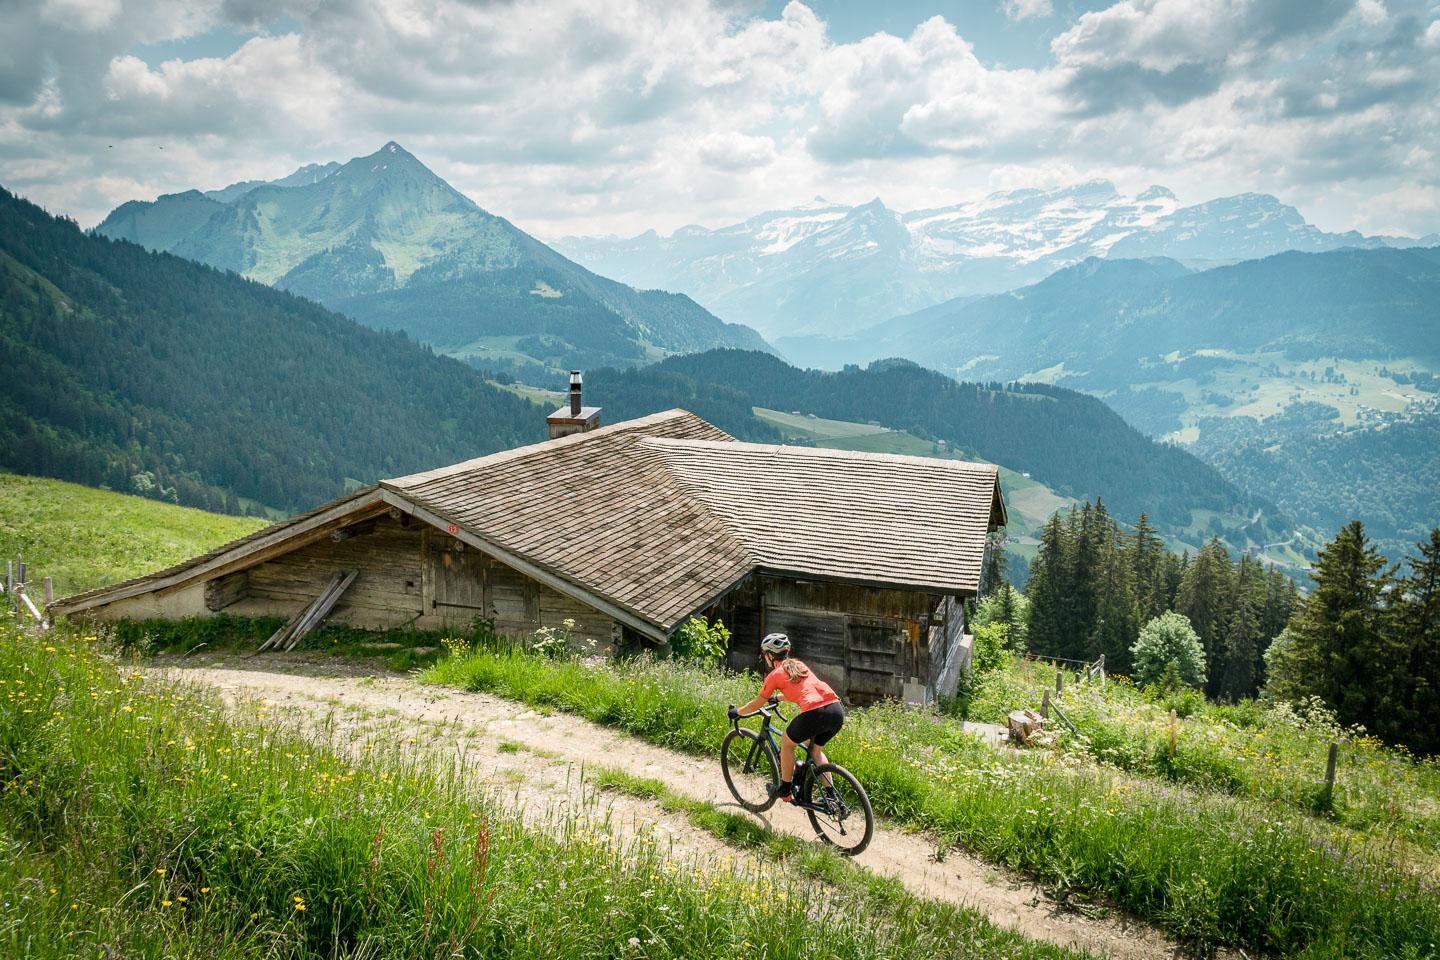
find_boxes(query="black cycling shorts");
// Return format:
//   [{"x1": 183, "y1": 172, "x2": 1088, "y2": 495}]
[{"x1": 786, "y1": 701, "x2": 845, "y2": 746}]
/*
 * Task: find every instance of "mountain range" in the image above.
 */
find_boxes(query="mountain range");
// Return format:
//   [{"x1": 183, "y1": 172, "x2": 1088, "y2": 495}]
[
  {"x1": 1, "y1": 185, "x2": 1292, "y2": 567},
  {"x1": 554, "y1": 181, "x2": 1436, "y2": 338},
  {"x1": 96, "y1": 143, "x2": 770, "y2": 374},
  {"x1": 777, "y1": 248, "x2": 1440, "y2": 563},
  {"x1": 791, "y1": 248, "x2": 1440, "y2": 382}
]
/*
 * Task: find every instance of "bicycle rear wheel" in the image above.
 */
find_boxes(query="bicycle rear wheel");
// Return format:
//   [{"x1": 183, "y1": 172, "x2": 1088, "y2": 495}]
[
  {"x1": 804, "y1": 763, "x2": 873, "y2": 856},
  {"x1": 720, "y1": 729, "x2": 780, "y2": 812}
]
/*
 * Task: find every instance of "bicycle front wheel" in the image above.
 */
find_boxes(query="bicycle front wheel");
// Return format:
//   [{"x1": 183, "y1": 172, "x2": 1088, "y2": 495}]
[
  {"x1": 804, "y1": 763, "x2": 874, "y2": 856},
  {"x1": 720, "y1": 728, "x2": 780, "y2": 812}
]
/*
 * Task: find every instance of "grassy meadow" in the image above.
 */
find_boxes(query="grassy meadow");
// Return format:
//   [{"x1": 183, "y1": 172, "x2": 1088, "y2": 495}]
[
  {"x1": 419, "y1": 637, "x2": 1440, "y2": 958},
  {"x1": 0, "y1": 619, "x2": 1092, "y2": 960},
  {"x1": 964, "y1": 656, "x2": 1440, "y2": 858},
  {"x1": 0, "y1": 473, "x2": 266, "y2": 597}
]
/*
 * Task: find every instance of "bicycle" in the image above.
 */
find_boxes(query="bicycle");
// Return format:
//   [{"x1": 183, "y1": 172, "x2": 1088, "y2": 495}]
[{"x1": 721, "y1": 698, "x2": 874, "y2": 856}]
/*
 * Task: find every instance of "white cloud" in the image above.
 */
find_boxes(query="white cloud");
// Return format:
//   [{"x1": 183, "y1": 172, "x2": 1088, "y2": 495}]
[
  {"x1": 1004, "y1": 0, "x2": 1053, "y2": 21},
  {"x1": 0, "y1": 0, "x2": 1434, "y2": 241}
]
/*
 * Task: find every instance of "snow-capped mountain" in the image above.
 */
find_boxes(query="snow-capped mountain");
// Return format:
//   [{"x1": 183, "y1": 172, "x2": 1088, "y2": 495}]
[{"x1": 554, "y1": 182, "x2": 1425, "y2": 338}]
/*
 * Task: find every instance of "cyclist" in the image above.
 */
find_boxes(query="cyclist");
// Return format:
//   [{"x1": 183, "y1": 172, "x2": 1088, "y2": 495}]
[{"x1": 729, "y1": 633, "x2": 845, "y2": 803}]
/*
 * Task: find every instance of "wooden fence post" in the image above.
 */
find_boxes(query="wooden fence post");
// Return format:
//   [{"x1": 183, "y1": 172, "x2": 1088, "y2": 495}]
[
  {"x1": 1041, "y1": 689, "x2": 1051, "y2": 719},
  {"x1": 16, "y1": 556, "x2": 25, "y2": 587},
  {"x1": 43, "y1": 577, "x2": 54, "y2": 606},
  {"x1": 1056, "y1": 669, "x2": 1063, "y2": 694},
  {"x1": 1323, "y1": 741, "x2": 1339, "y2": 803}
]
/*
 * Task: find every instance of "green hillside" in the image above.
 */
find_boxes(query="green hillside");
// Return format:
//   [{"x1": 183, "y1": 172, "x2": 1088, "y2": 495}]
[
  {"x1": 0, "y1": 185, "x2": 541, "y2": 515},
  {"x1": 0, "y1": 473, "x2": 265, "y2": 596},
  {"x1": 96, "y1": 143, "x2": 770, "y2": 373}
]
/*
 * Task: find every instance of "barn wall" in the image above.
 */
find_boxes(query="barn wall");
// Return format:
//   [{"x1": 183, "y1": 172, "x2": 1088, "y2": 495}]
[
  {"x1": 82, "y1": 515, "x2": 619, "y2": 651},
  {"x1": 232, "y1": 515, "x2": 426, "y2": 629},
  {"x1": 711, "y1": 574, "x2": 947, "y2": 706}
]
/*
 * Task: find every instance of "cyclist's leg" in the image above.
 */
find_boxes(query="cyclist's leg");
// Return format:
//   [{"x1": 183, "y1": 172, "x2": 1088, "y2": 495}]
[{"x1": 778, "y1": 731, "x2": 799, "y2": 782}]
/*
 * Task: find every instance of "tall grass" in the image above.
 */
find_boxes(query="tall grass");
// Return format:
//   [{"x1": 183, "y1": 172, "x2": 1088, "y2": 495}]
[
  {"x1": 967, "y1": 656, "x2": 1440, "y2": 856},
  {"x1": 423, "y1": 646, "x2": 1440, "y2": 958},
  {"x1": 0, "y1": 621, "x2": 1087, "y2": 960}
]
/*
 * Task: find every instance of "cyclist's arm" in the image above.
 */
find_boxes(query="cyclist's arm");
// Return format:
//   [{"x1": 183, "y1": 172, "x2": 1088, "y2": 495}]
[
  {"x1": 734, "y1": 674, "x2": 782, "y2": 717},
  {"x1": 735, "y1": 692, "x2": 772, "y2": 718}
]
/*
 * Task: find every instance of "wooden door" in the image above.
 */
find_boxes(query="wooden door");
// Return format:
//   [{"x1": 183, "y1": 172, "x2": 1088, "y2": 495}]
[
  {"x1": 425, "y1": 535, "x2": 488, "y2": 621},
  {"x1": 845, "y1": 618, "x2": 906, "y2": 704}
]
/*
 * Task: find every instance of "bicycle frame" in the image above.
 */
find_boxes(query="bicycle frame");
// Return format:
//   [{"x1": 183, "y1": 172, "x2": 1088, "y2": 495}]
[{"x1": 732, "y1": 702, "x2": 835, "y2": 807}]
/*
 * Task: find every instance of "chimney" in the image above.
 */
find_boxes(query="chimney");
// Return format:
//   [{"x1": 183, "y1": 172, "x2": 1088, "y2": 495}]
[{"x1": 547, "y1": 369, "x2": 602, "y2": 439}]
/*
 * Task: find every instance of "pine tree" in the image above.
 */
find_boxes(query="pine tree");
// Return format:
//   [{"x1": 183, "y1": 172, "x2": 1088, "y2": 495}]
[
  {"x1": 1026, "y1": 512, "x2": 1071, "y2": 659},
  {"x1": 1088, "y1": 514, "x2": 1140, "y2": 673},
  {"x1": 1257, "y1": 568, "x2": 1299, "y2": 687},
  {"x1": 1391, "y1": 529, "x2": 1440, "y2": 756},
  {"x1": 978, "y1": 532, "x2": 1008, "y2": 599},
  {"x1": 1131, "y1": 512, "x2": 1168, "y2": 620},
  {"x1": 1217, "y1": 553, "x2": 1265, "y2": 701},
  {"x1": 1175, "y1": 538, "x2": 1236, "y2": 697},
  {"x1": 1276, "y1": 521, "x2": 1396, "y2": 733}
]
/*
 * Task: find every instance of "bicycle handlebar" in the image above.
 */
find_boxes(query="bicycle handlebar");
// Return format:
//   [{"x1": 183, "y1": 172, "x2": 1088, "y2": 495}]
[{"x1": 730, "y1": 697, "x2": 788, "y2": 725}]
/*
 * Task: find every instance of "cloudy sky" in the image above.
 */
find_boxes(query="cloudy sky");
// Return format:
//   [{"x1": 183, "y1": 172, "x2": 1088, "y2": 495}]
[{"x1": 2, "y1": 0, "x2": 1438, "y2": 239}]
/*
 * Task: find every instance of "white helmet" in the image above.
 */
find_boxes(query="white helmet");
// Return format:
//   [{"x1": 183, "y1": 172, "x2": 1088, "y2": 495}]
[{"x1": 760, "y1": 632, "x2": 791, "y2": 655}]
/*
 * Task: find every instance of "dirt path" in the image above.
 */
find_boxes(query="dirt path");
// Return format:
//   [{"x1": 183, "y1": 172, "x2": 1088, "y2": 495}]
[{"x1": 153, "y1": 655, "x2": 1188, "y2": 960}]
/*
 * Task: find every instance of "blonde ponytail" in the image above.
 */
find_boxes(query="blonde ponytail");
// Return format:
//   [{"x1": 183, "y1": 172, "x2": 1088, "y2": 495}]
[{"x1": 782, "y1": 657, "x2": 811, "y2": 682}]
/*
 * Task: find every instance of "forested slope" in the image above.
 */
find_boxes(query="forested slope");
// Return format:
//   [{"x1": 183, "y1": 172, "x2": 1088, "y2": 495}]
[{"x1": 0, "y1": 187, "x2": 540, "y2": 514}]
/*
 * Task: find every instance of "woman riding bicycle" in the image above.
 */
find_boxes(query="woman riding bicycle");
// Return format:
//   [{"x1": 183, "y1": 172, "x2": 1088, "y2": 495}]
[{"x1": 729, "y1": 633, "x2": 845, "y2": 803}]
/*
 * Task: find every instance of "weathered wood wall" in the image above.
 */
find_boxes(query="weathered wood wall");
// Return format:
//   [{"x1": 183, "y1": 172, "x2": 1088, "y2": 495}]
[
  {"x1": 711, "y1": 574, "x2": 946, "y2": 705},
  {"x1": 86, "y1": 514, "x2": 618, "y2": 651},
  {"x1": 236, "y1": 515, "x2": 426, "y2": 628}
]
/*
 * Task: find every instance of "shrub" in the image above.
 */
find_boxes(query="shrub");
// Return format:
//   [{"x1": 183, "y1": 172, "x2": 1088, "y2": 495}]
[
  {"x1": 1132, "y1": 612, "x2": 1206, "y2": 689},
  {"x1": 671, "y1": 616, "x2": 731, "y2": 665}
]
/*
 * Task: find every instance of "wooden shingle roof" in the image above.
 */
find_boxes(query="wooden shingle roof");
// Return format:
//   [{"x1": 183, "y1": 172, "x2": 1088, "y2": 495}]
[
  {"x1": 386, "y1": 411, "x2": 752, "y2": 630},
  {"x1": 54, "y1": 409, "x2": 1004, "y2": 633},
  {"x1": 387, "y1": 410, "x2": 1004, "y2": 632},
  {"x1": 641, "y1": 437, "x2": 1003, "y2": 594}
]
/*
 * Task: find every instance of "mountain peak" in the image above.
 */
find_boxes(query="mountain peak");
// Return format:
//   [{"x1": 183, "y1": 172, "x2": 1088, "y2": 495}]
[{"x1": 1138, "y1": 185, "x2": 1176, "y2": 202}]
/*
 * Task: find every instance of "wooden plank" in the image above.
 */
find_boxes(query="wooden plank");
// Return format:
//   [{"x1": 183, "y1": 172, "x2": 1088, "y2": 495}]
[
  {"x1": 282, "y1": 569, "x2": 359, "y2": 651},
  {"x1": 204, "y1": 571, "x2": 248, "y2": 612},
  {"x1": 259, "y1": 571, "x2": 345, "y2": 653}
]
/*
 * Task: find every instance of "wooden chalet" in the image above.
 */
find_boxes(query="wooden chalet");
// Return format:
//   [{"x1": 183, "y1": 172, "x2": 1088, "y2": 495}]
[{"x1": 51, "y1": 383, "x2": 1006, "y2": 704}]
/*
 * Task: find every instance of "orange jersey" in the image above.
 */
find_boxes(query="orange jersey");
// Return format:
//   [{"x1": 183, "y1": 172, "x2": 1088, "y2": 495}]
[{"x1": 761, "y1": 665, "x2": 840, "y2": 712}]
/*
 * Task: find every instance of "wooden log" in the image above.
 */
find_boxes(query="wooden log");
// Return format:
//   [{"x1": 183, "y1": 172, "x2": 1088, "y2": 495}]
[
  {"x1": 1007, "y1": 709, "x2": 1045, "y2": 746},
  {"x1": 1323, "y1": 741, "x2": 1339, "y2": 800},
  {"x1": 330, "y1": 519, "x2": 379, "y2": 542},
  {"x1": 204, "y1": 571, "x2": 248, "y2": 612},
  {"x1": 43, "y1": 577, "x2": 53, "y2": 605}
]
